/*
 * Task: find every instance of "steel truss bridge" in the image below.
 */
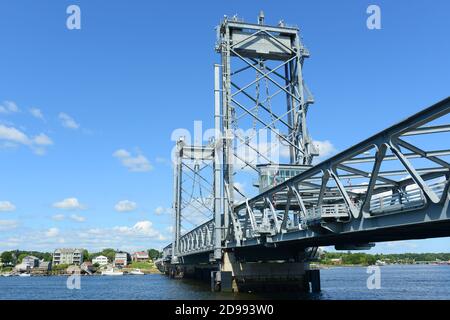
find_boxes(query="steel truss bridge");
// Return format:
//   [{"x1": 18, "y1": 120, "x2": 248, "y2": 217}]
[{"x1": 160, "y1": 12, "x2": 450, "y2": 292}]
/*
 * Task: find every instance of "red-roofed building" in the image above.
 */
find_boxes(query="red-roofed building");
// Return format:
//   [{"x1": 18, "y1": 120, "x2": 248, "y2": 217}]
[{"x1": 132, "y1": 251, "x2": 149, "y2": 262}]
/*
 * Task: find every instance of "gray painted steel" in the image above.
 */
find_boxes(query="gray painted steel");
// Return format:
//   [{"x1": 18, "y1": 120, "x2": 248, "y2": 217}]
[{"x1": 165, "y1": 12, "x2": 450, "y2": 264}]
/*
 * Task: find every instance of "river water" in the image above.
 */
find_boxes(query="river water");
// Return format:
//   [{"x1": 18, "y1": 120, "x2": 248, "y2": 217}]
[{"x1": 0, "y1": 265, "x2": 449, "y2": 300}]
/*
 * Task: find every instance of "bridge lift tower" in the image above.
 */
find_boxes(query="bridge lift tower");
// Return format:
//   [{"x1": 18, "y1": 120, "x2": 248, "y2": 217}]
[{"x1": 169, "y1": 11, "x2": 322, "y2": 291}]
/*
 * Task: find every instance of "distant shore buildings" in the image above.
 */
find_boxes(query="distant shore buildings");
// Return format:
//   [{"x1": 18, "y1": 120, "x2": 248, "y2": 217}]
[
  {"x1": 14, "y1": 256, "x2": 52, "y2": 273},
  {"x1": 14, "y1": 256, "x2": 40, "y2": 272},
  {"x1": 1, "y1": 248, "x2": 162, "y2": 276},
  {"x1": 52, "y1": 248, "x2": 83, "y2": 266}
]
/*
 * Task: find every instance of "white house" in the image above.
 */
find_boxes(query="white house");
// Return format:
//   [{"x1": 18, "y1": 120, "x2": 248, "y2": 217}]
[
  {"x1": 114, "y1": 252, "x2": 130, "y2": 267},
  {"x1": 22, "y1": 256, "x2": 40, "y2": 268},
  {"x1": 92, "y1": 255, "x2": 108, "y2": 266}
]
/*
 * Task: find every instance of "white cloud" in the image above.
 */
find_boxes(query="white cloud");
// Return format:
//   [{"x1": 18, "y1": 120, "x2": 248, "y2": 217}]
[
  {"x1": 155, "y1": 157, "x2": 171, "y2": 166},
  {"x1": 0, "y1": 220, "x2": 18, "y2": 230},
  {"x1": 29, "y1": 108, "x2": 44, "y2": 120},
  {"x1": 113, "y1": 149, "x2": 153, "y2": 172},
  {"x1": 155, "y1": 206, "x2": 171, "y2": 215},
  {"x1": 113, "y1": 220, "x2": 166, "y2": 240},
  {"x1": 230, "y1": 136, "x2": 337, "y2": 168},
  {"x1": 0, "y1": 124, "x2": 30, "y2": 145},
  {"x1": 166, "y1": 226, "x2": 174, "y2": 233},
  {"x1": 45, "y1": 227, "x2": 60, "y2": 237},
  {"x1": 313, "y1": 140, "x2": 337, "y2": 160},
  {"x1": 0, "y1": 221, "x2": 168, "y2": 252},
  {"x1": 0, "y1": 201, "x2": 16, "y2": 212},
  {"x1": 52, "y1": 214, "x2": 65, "y2": 221},
  {"x1": 70, "y1": 214, "x2": 86, "y2": 222},
  {"x1": 384, "y1": 240, "x2": 419, "y2": 249},
  {"x1": 115, "y1": 200, "x2": 137, "y2": 212},
  {"x1": 33, "y1": 133, "x2": 53, "y2": 146},
  {"x1": 0, "y1": 124, "x2": 53, "y2": 154},
  {"x1": 53, "y1": 198, "x2": 85, "y2": 210},
  {"x1": 0, "y1": 101, "x2": 20, "y2": 114},
  {"x1": 58, "y1": 112, "x2": 80, "y2": 129}
]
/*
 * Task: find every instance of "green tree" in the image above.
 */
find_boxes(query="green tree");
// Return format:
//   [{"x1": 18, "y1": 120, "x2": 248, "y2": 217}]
[
  {"x1": 43, "y1": 252, "x2": 53, "y2": 262},
  {"x1": 147, "y1": 249, "x2": 161, "y2": 261},
  {"x1": 82, "y1": 249, "x2": 90, "y2": 262},
  {"x1": 100, "y1": 248, "x2": 116, "y2": 262},
  {"x1": 53, "y1": 263, "x2": 69, "y2": 271},
  {"x1": 17, "y1": 253, "x2": 28, "y2": 263},
  {"x1": 1, "y1": 251, "x2": 14, "y2": 265}
]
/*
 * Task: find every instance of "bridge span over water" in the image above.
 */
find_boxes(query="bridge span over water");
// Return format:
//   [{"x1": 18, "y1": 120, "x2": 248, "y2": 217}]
[{"x1": 157, "y1": 12, "x2": 450, "y2": 293}]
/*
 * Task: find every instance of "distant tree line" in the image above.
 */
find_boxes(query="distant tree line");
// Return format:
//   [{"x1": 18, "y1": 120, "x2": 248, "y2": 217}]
[{"x1": 320, "y1": 251, "x2": 450, "y2": 265}]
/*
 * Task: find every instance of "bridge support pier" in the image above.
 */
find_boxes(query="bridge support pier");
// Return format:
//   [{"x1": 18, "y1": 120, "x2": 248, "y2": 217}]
[{"x1": 210, "y1": 251, "x2": 319, "y2": 293}]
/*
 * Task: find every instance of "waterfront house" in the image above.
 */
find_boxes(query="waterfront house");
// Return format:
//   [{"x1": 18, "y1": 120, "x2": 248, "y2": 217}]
[
  {"x1": 92, "y1": 255, "x2": 108, "y2": 266},
  {"x1": 22, "y1": 256, "x2": 40, "y2": 269},
  {"x1": 52, "y1": 248, "x2": 84, "y2": 266},
  {"x1": 132, "y1": 251, "x2": 149, "y2": 262},
  {"x1": 36, "y1": 261, "x2": 52, "y2": 271},
  {"x1": 114, "y1": 252, "x2": 131, "y2": 267}
]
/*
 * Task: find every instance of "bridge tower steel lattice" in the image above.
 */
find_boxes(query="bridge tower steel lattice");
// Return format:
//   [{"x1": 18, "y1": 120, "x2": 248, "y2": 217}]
[{"x1": 216, "y1": 12, "x2": 318, "y2": 246}]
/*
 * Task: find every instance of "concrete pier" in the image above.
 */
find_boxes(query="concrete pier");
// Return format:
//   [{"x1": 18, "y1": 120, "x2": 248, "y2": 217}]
[
  {"x1": 213, "y1": 251, "x2": 310, "y2": 292},
  {"x1": 157, "y1": 244, "x2": 323, "y2": 293}
]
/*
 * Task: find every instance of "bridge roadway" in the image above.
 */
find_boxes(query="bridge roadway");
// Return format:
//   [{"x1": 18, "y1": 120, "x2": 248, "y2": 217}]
[{"x1": 160, "y1": 97, "x2": 450, "y2": 292}]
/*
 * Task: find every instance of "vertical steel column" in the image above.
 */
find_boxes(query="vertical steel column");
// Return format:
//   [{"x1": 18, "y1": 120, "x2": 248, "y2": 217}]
[
  {"x1": 214, "y1": 64, "x2": 223, "y2": 260},
  {"x1": 285, "y1": 62, "x2": 294, "y2": 164},
  {"x1": 221, "y1": 24, "x2": 234, "y2": 239},
  {"x1": 172, "y1": 139, "x2": 183, "y2": 263},
  {"x1": 294, "y1": 35, "x2": 308, "y2": 165}
]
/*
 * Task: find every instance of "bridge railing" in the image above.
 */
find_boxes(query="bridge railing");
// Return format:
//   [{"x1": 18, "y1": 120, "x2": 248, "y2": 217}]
[
  {"x1": 305, "y1": 204, "x2": 350, "y2": 225},
  {"x1": 369, "y1": 181, "x2": 446, "y2": 215},
  {"x1": 177, "y1": 219, "x2": 215, "y2": 256},
  {"x1": 162, "y1": 244, "x2": 172, "y2": 261}
]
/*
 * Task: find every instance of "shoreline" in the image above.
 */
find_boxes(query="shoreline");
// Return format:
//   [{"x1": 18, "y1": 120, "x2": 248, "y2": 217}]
[
  {"x1": 312, "y1": 262, "x2": 450, "y2": 269},
  {"x1": 1, "y1": 272, "x2": 164, "y2": 277}
]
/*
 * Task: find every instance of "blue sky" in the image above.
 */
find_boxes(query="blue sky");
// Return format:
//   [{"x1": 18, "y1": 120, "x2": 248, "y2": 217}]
[{"x1": 0, "y1": 0, "x2": 449, "y2": 254}]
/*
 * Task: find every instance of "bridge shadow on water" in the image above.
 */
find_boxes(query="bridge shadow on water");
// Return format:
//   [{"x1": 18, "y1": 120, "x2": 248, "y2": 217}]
[{"x1": 173, "y1": 277, "x2": 323, "y2": 300}]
